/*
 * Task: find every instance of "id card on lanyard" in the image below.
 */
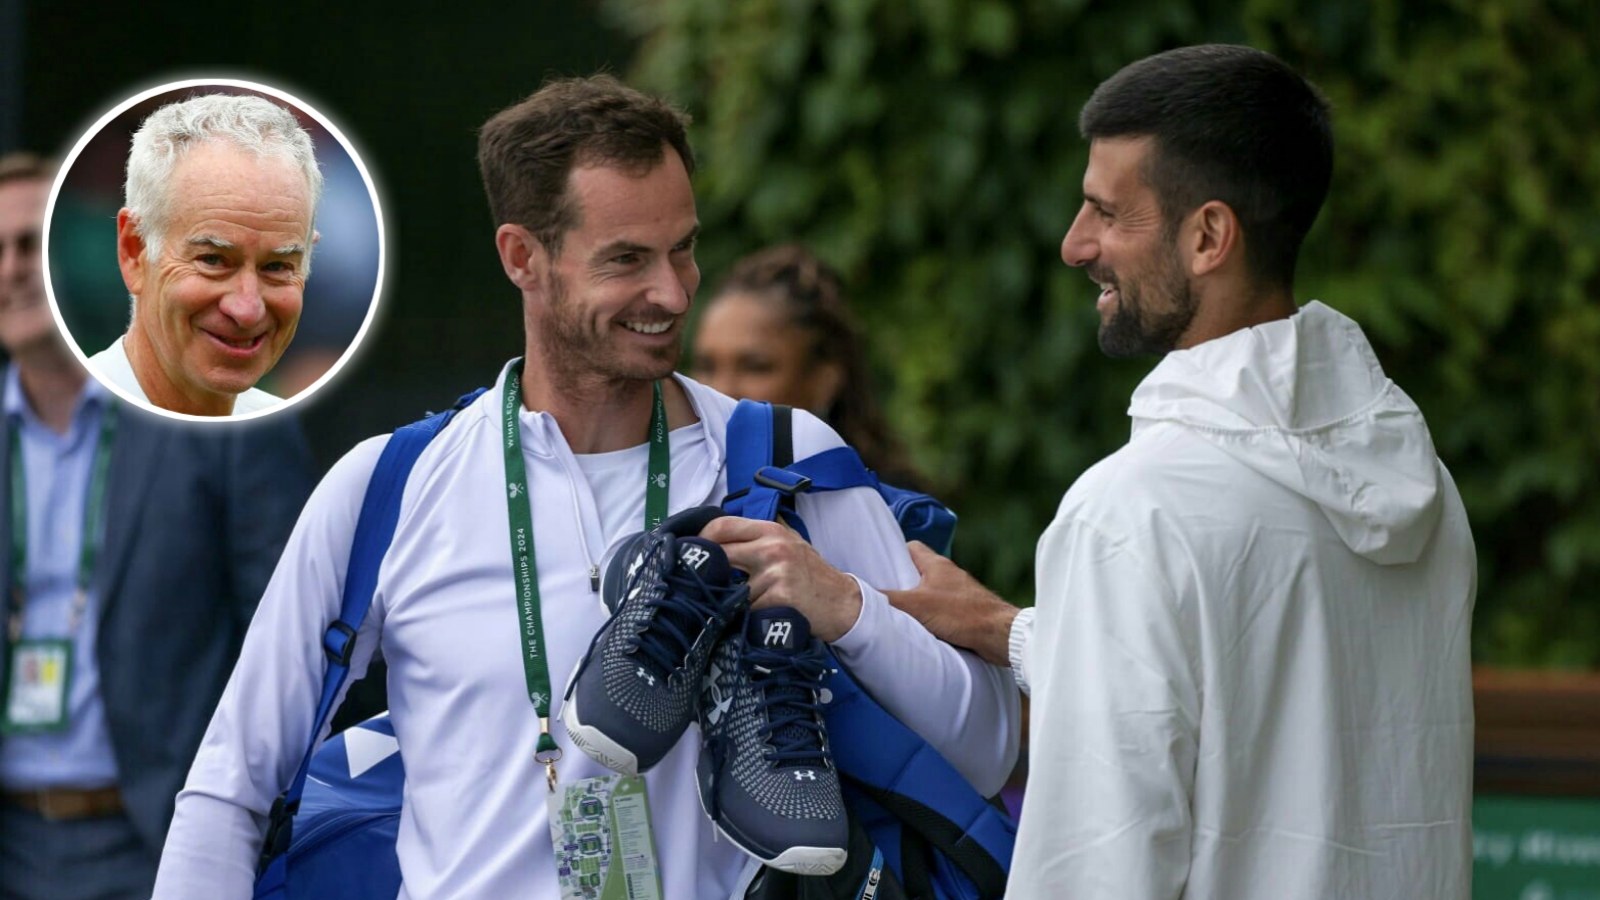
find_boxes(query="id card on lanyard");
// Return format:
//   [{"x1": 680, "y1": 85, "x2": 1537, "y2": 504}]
[
  {"x1": 1, "y1": 403, "x2": 117, "y2": 734},
  {"x1": 501, "y1": 362, "x2": 668, "y2": 896}
]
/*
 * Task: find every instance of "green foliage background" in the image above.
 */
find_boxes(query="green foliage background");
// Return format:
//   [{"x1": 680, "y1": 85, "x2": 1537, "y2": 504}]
[{"x1": 607, "y1": 0, "x2": 1600, "y2": 667}]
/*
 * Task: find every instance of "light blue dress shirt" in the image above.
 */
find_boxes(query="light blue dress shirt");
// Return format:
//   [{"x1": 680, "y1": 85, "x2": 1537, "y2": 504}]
[{"x1": 0, "y1": 367, "x2": 120, "y2": 789}]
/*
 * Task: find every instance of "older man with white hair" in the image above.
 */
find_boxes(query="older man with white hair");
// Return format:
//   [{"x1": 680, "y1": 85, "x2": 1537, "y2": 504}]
[{"x1": 89, "y1": 93, "x2": 322, "y2": 417}]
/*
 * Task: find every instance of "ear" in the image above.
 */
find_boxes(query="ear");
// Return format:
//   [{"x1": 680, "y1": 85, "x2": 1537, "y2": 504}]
[
  {"x1": 495, "y1": 224, "x2": 550, "y2": 294},
  {"x1": 804, "y1": 359, "x2": 846, "y2": 418},
  {"x1": 115, "y1": 209, "x2": 147, "y2": 296},
  {"x1": 1186, "y1": 200, "x2": 1241, "y2": 278}
]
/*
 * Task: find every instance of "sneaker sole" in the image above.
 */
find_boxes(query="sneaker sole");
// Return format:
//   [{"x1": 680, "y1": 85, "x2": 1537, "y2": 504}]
[
  {"x1": 712, "y1": 818, "x2": 847, "y2": 875},
  {"x1": 696, "y1": 759, "x2": 846, "y2": 875},
  {"x1": 560, "y1": 657, "x2": 642, "y2": 776}
]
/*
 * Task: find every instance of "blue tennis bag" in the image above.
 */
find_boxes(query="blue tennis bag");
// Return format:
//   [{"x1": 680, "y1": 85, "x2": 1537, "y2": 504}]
[
  {"x1": 253, "y1": 390, "x2": 484, "y2": 900},
  {"x1": 262, "y1": 714, "x2": 403, "y2": 898},
  {"x1": 722, "y1": 400, "x2": 1012, "y2": 900}
]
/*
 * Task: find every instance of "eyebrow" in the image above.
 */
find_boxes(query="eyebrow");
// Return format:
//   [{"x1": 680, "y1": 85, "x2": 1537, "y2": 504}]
[
  {"x1": 589, "y1": 224, "x2": 700, "y2": 265},
  {"x1": 592, "y1": 238, "x2": 650, "y2": 263},
  {"x1": 184, "y1": 236, "x2": 304, "y2": 256}
]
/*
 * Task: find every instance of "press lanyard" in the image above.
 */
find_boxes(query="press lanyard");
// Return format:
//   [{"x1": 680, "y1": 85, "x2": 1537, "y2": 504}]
[
  {"x1": 501, "y1": 361, "x2": 669, "y2": 791},
  {"x1": 7, "y1": 403, "x2": 118, "y2": 643}
]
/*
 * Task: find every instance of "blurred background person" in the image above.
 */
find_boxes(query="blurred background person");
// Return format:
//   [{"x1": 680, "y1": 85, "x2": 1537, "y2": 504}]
[
  {"x1": 0, "y1": 151, "x2": 315, "y2": 900},
  {"x1": 693, "y1": 243, "x2": 925, "y2": 489}
]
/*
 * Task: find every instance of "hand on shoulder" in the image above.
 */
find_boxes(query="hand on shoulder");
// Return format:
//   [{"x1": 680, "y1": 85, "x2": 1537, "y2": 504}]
[{"x1": 884, "y1": 542, "x2": 1019, "y2": 667}]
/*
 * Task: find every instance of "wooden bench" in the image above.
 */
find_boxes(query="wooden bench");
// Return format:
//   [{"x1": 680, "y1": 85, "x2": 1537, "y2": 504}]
[{"x1": 1475, "y1": 667, "x2": 1600, "y2": 797}]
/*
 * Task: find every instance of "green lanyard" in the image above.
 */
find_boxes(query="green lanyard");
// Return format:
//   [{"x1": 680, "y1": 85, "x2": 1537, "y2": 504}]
[
  {"x1": 7, "y1": 402, "x2": 118, "y2": 643},
  {"x1": 501, "y1": 361, "x2": 670, "y2": 790}
]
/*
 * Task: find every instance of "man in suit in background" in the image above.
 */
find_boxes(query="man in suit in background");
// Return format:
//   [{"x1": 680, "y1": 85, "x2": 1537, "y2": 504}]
[{"x1": 0, "y1": 152, "x2": 317, "y2": 900}]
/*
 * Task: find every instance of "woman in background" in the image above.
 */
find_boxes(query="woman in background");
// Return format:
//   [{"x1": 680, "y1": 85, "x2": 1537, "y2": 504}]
[{"x1": 692, "y1": 244, "x2": 924, "y2": 489}]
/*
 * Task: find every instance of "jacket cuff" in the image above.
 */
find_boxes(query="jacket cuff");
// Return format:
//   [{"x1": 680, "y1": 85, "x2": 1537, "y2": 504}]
[
  {"x1": 828, "y1": 574, "x2": 879, "y2": 654},
  {"x1": 1009, "y1": 607, "x2": 1036, "y2": 696}
]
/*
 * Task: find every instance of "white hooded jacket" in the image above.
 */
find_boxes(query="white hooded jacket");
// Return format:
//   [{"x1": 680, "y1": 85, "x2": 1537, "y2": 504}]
[{"x1": 1008, "y1": 301, "x2": 1475, "y2": 899}]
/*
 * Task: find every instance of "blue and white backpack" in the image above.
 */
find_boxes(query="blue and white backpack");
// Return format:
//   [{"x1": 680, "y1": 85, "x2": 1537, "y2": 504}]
[
  {"x1": 722, "y1": 400, "x2": 1011, "y2": 900},
  {"x1": 252, "y1": 390, "x2": 483, "y2": 900}
]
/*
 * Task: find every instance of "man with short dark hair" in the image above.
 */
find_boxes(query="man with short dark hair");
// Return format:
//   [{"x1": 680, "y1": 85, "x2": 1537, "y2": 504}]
[
  {"x1": 888, "y1": 45, "x2": 1475, "y2": 898},
  {"x1": 0, "y1": 152, "x2": 314, "y2": 900},
  {"x1": 154, "y1": 75, "x2": 1017, "y2": 898}
]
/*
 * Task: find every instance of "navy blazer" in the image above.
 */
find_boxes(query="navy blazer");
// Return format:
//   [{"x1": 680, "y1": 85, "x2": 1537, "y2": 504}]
[{"x1": 0, "y1": 387, "x2": 315, "y2": 853}]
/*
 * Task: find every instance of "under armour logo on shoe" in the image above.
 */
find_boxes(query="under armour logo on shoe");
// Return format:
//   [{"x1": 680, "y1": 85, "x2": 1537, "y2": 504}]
[
  {"x1": 763, "y1": 621, "x2": 793, "y2": 647},
  {"x1": 793, "y1": 770, "x2": 818, "y2": 781},
  {"x1": 706, "y1": 691, "x2": 732, "y2": 725},
  {"x1": 703, "y1": 662, "x2": 733, "y2": 725},
  {"x1": 635, "y1": 666, "x2": 656, "y2": 686}
]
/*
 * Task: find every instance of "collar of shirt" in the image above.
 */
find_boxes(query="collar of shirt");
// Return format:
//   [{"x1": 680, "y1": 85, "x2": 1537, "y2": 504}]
[
  {"x1": 4, "y1": 365, "x2": 109, "y2": 446},
  {"x1": 492, "y1": 358, "x2": 729, "y2": 478}
]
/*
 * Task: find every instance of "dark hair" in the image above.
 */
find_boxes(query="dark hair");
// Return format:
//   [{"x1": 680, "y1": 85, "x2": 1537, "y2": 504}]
[
  {"x1": 477, "y1": 74, "x2": 695, "y2": 254},
  {"x1": 0, "y1": 152, "x2": 53, "y2": 186},
  {"x1": 712, "y1": 244, "x2": 924, "y2": 489},
  {"x1": 1079, "y1": 44, "x2": 1332, "y2": 287}
]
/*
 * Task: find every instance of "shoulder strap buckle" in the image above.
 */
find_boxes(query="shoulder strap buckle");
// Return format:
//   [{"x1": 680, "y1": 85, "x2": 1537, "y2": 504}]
[{"x1": 753, "y1": 465, "x2": 812, "y2": 495}]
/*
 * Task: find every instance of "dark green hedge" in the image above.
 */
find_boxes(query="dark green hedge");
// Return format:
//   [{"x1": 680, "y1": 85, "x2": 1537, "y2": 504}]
[{"x1": 608, "y1": 0, "x2": 1600, "y2": 667}]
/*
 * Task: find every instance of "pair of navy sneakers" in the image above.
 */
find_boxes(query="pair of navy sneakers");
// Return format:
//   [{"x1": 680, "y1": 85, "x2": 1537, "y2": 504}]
[{"x1": 561, "y1": 507, "x2": 848, "y2": 875}]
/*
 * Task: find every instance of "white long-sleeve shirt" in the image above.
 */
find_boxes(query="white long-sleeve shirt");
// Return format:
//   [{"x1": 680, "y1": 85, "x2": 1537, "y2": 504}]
[
  {"x1": 1008, "y1": 302, "x2": 1475, "y2": 900},
  {"x1": 153, "y1": 364, "x2": 1018, "y2": 899}
]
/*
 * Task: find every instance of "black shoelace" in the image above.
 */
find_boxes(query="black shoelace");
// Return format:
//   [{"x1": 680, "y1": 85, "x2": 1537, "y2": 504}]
[
  {"x1": 745, "y1": 642, "x2": 831, "y2": 768},
  {"x1": 630, "y1": 536, "x2": 748, "y2": 680}
]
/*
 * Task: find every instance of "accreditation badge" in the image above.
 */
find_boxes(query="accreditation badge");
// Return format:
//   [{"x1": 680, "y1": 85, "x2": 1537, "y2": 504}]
[
  {"x1": 547, "y1": 773, "x2": 664, "y2": 900},
  {"x1": 1, "y1": 638, "x2": 72, "y2": 733}
]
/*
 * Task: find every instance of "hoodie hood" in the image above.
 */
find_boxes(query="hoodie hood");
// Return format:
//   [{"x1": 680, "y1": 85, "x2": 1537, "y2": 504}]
[{"x1": 1127, "y1": 301, "x2": 1442, "y2": 565}]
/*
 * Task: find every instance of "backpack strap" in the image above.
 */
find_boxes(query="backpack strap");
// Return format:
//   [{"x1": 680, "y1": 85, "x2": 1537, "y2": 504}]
[
  {"x1": 824, "y1": 660, "x2": 1014, "y2": 896},
  {"x1": 257, "y1": 388, "x2": 485, "y2": 886},
  {"x1": 723, "y1": 401, "x2": 882, "y2": 542},
  {"x1": 724, "y1": 400, "x2": 808, "y2": 536},
  {"x1": 723, "y1": 398, "x2": 777, "y2": 505}
]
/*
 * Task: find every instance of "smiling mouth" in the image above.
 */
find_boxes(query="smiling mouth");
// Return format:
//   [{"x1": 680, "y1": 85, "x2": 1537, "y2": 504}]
[
  {"x1": 1085, "y1": 264, "x2": 1114, "y2": 290},
  {"x1": 1091, "y1": 273, "x2": 1120, "y2": 314},
  {"x1": 202, "y1": 330, "x2": 267, "y2": 354},
  {"x1": 620, "y1": 319, "x2": 674, "y2": 336}
]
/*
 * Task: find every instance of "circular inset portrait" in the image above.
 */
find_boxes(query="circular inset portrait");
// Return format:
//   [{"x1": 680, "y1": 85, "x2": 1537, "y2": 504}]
[{"x1": 44, "y1": 78, "x2": 384, "y2": 421}]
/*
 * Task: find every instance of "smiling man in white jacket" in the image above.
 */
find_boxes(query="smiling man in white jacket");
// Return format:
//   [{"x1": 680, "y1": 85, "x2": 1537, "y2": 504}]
[{"x1": 888, "y1": 45, "x2": 1475, "y2": 899}]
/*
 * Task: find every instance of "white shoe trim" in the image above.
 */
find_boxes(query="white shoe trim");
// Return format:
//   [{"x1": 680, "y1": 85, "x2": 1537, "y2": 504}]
[{"x1": 560, "y1": 658, "x2": 642, "y2": 776}]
